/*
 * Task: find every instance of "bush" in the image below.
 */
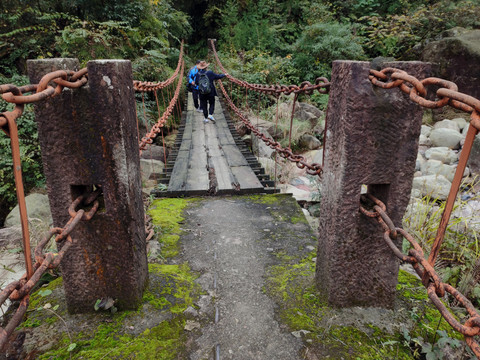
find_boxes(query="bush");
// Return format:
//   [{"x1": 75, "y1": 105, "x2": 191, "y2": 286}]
[{"x1": 292, "y1": 22, "x2": 365, "y2": 82}]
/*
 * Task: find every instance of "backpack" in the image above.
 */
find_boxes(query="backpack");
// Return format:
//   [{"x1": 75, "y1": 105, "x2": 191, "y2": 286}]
[{"x1": 197, "y1": 72, "x2": 211, "y2": 95}]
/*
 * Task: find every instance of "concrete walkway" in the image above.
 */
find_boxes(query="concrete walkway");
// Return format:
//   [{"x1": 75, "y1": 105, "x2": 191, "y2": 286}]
[{"x1": 180, "y1": 194, "x2": 317, "y2": 360}]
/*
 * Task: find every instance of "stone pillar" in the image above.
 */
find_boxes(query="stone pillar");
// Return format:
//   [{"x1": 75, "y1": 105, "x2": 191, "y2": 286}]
[
  {"x1": 316, "y1": 60, "x2": 431, "y2": 308},
  {"x1": 28, "y1": 59, "x2": 147, "y2": 313}
]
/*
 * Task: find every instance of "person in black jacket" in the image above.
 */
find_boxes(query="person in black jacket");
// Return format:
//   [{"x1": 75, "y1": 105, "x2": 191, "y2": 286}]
[{"x1": 193, "y1": 61, "x2": 226, "y2": 123}]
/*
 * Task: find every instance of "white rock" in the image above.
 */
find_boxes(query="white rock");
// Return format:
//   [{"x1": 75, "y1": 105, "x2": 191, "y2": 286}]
[
  {"x1": 424, "y1": 147, "x2": 458, "y2": 164},
  {"x1": 434, "y1": 119, "x2": 460, "y2": 132},
  {"x1": 411, "y1": 175, "x2": 452, "y2": 200},
  {"x1": 429, "y1": 128, "x2": 463, "y2": 149},
  {"x1": 451, "y1": 117, "x2": 467, "y2": 130},
  {"x1": 419, "y1": 134, "x2": 432, "y2": 146},
  {"x1": 421, "y1": 125, "x2": 432, "y2": 137},
  {"x1": 5, "y1": 193, "x2": 52, "y2": 228},
  {"x1": 416, "y1": 153, "x2": 426, "y2": 171},
  {"x1": 283, "y1": 184, "x2": 312, "y2": 202}
]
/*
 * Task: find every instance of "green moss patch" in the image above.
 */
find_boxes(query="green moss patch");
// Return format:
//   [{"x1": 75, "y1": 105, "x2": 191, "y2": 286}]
[
  {"x1": 148, "y1": 198, "x2": 193, "y2": 258},
  {"x1": 265, "y1": 249, "x2": 464, "y2": 359},
  {"x1": 143, "y1": 263, "x2": 201, "y2": 313},
  {"x1": 23, "y1": 261, "x2": 201, "y2": 359}
]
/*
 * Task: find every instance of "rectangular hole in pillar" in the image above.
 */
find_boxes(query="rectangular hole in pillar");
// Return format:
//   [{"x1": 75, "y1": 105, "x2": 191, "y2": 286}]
[
  {"x1": 70, "y1": 184, "x2": 105, "y2": 214},
  {"x1": 360, "y1": 183, "x2": 391, "y2": 206}
]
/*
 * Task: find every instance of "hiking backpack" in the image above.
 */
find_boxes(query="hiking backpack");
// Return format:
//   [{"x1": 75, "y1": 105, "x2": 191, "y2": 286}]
[{"x1": 197, "y1": 72, "x2": 211, "y2": 95}]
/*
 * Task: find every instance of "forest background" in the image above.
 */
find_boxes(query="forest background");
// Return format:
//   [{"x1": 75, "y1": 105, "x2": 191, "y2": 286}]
[{"x1": 0, "y1": 0, "x2": 479, "y2": 222}]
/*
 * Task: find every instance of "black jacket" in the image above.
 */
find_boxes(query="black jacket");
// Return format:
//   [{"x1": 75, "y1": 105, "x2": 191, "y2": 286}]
[{"x1": 194, "y1": 69, "x2": 226, "y2": 97}]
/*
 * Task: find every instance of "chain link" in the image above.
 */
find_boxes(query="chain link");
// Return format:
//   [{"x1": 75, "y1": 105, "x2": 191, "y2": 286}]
[
  {"x1": 0, "y1": 191, "x2": 101, "y2": 350},
  {"x1": 133, "y1": 42, "x2": 184, "y2": 92},
  {"x1": 360, "y1": 194, "x2": 480, "y2": 355},
  {"x1": 210, "y1": 40, "x2": 330, "y2": 96},
  {"x1": 217, "y1": 80, "x2": 323, "y2": 176}
]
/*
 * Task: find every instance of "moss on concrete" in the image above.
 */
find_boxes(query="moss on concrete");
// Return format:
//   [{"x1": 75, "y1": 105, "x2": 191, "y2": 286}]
[
  {"x1": 265, "y1": 248, "x2": 462, "y2": 359},
  {"x1": 148, "y1": 198, "x2": 195, "y2": 259}
]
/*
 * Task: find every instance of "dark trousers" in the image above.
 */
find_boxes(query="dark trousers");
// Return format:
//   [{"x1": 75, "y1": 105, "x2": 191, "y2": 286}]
[
  {"x1": 192, "y1": 88, "x2": 201, "y2": 109},
  {"x1": 199, "y1": 94, "x2": 215, "y2": 119}
]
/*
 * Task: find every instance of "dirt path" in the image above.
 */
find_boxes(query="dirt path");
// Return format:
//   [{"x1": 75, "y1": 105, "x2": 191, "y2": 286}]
[{"x1": 180, "y1": 194, "x2": 317, "y2": 360}]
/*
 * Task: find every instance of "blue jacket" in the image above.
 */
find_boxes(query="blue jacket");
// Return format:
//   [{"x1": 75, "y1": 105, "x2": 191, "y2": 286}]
[
  {"x1": 188, "y1": 66, "x2": 199, "y2": 90},
  {"x1": 194, "y1": 69, "x2": 226, "y2": 97}
]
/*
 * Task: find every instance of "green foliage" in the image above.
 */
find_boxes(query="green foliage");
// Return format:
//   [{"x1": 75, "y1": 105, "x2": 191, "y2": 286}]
[
  {"x1": 0, "y1": 74, "x2": 45, "y2": 225},
  {"x1": 293, "y1": 22, "x2": 365, "y2": 81},
  {"x1": 357, "y1": 0, "x2": 480, "y2": 59}
]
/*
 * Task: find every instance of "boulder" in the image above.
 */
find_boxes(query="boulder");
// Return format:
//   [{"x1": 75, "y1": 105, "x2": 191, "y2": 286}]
[
  {"x1": 421, "y1": 28, "x2": 480, "y2": 99},
  {"x1": 429, "y1": 128, "x2": 463, "y2": 149},
  {"x1": 299, "y1": 134, "x2": 321, "y2": 150},
  {"x1": 411, "y1": 175, "x2": 452, "y2": 200},
  {"x1": 296, "y1": 102, "x2": 323, "y2": 118},
  {"x1": 140, "y1": 159, "x2": 165, "y2": 183},
  {"x1": 421, "y1": 125, "x2": 432, "y2": 137},
  {"x1": 5, "y1": 193, "x2": 52, "y2": 228},
  {"x1": 252, "y1": 132, "x2": 275, "y2": 158},
  {"x1": 424, "y1": 147, "x2": 458, "y2": 165},
  {"x1": 433, "y1": 119, "x2": 460, "y2": 132},
  {"x1": 451, "y1": 117, "x2": 467, "y2": 130},
  {"x1": 140, "y1": 144, "x2": 167, "y2": 162}
]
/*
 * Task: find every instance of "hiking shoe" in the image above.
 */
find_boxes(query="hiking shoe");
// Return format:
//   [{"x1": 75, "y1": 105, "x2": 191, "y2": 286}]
[
  {"x1": 203, "y1": 118, "x2": 209, "y2": 123},
  {"x1": 208, "y1": 114, "x2": 216, "y2": 123}
]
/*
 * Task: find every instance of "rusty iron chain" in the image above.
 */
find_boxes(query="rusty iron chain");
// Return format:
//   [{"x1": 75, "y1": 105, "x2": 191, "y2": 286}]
[
  {"x1": 0, "y1": 190, "x2": 101, "y2": 351},
  {"x1": 210, "y1": 40, "x2": 330, "y2": 96},
  {"x1": 369, "y1": 68, "x2": 480, "y2": 356},
  {"x1": 218, "y1": 80, "x2": 323, "y2": 176},
  {"x1": 138, "y1": 60, "x2": 184, "y2": 151},
  {"x1": 133, "y1": 42, "x2": 184, "y2": 92},
  {"x1": 360, "y1": 194, "x2": 480, "y2": 356}
]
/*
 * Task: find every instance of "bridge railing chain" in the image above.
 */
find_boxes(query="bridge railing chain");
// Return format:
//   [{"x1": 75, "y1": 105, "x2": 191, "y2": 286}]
[
  {"x1": 138, "y1": 60, "x2": 185, "y2": 151},
  {"x1": 360, "y1": 193, "x2": 480, "y2": 356},
  {"x1": 133, "y1": 41, "x2": 184, "y2": 92},
  {"x1": 0, "y1": 189, "x2": 101, "y2": 351},
  {"x1": 217, "y1": 80, "x2": 323, "y2": 176},
  {"x1": 369, "y1": 67, "x2": 480, "y2": 357},
  {"x1": 210, "y1": 40, "x2": 330, "y2": 96}
]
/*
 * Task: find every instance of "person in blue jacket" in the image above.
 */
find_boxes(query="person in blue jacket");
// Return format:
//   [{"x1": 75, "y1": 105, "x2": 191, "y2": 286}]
[
  {"x1": 188, "y1": 60, "x2": 203, "y2": 112},
  {"x1": 193, "y1": 61, "x2": 226, "y2": 123}
]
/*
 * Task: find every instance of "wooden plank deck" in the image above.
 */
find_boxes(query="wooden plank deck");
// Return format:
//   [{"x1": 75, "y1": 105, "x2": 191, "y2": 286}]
[{"x1": 161, "y1": 94, "x2": 267, "y2": 196}]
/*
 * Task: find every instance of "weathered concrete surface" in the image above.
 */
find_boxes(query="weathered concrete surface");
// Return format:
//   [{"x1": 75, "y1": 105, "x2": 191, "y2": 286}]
[
  {"x1": 316, "y1": 60, "x2": 431, "y2": 308},
  {"x1": 27, "y1": 59, "x2": 147, "y2": 313},
  {"x1": 182, "y1": 194, "x2": 316, "y2": 359}
]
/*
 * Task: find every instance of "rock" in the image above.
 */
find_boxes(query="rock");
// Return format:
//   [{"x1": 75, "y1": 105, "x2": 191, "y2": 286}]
[
  {"x1": 252, "y1": 132, "x2": 275, "y2": 158},
  {"x1": 312, "y1": 149, "x2": 324, "y2": 166},
  {"x1": 296, "y1": 102, "x2": 323, "y2": 118},
  {"x1": 241, "y1": 134, "x2": 252, "y2": 147},
  {"x1": 419, "y1": 134, "x2": 432, "y2": 146},
  {"x1": 451, "y1": 117, "x2": 467, "y2": 130},
  {"x1": 429, "y1": 128, "x2": 463, "y2": 149},
  {"x1": 247, "y1": 115, "x2": 283, "y2": 139},
  {"x1": 420, "y1": 125, "x2": 432, "y2": 137},
  {"x1": 424, "y1": 147, "x2": 458, "y2": 165},
  {"x1": 5, "y1": 193, "x2": 52, "y2": 228},
  {"x1": 184, "y1": 320, "x2": 201, "y2": 331},
  {"x1": 299, "y1": 134, "x2": 321, "y2": 150},
  {"x1": 411, "y1": 175, "x2": 452, "y2": 200},
  {"x1": 140, "y1": 159, "x2": 165, "y2": 183},
  {"x1": 421, "y1": 159, "x2": 457, "y2": 182},
  {"x1": 421, "y1": 28, "x2": 480, "y2": 100},
  {"x1": 140, "y1": 144, "x2": 167, "y2": 162},
  {"x1": 433, "y1": 119, "x2": 460, "y2": 132},
  {"x1": 291, "y1": 330, "x2": 311, "y2": 338},
  {"x1": 308, "y1": 203, "x2": 321, "y2": 217},
  {"x1": 0, "y1": 225, "x2": 22, "y2": 247},
  {"x1": 416, "y1": 153, "x2": 426, "y2": 171},
  {"x1": 283, "y1": 184, "x2": 312, "y2": 202}
]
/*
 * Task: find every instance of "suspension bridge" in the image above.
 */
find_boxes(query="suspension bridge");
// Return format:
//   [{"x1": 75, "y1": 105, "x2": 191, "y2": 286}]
[{"x1": 0, "y1": 39, "x2": 480, "y2": 358}]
